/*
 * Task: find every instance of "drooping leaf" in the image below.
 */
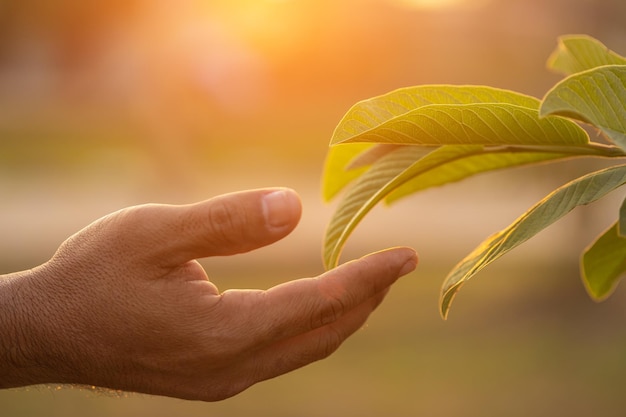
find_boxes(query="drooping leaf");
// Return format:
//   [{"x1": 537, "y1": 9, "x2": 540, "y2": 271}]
[
  {"x1": 386, "y1": 142, "x2": 625, "y2": 203},
  {"x1": 321, "y1": 143, "x2": 375, "y2": 202},
  {"x1": 331, "y1": 85, "x2": 542, "y2": 145},
  {"x1": 540, "y1": 65, "x2": 626, "y2": 150},
  {"x1": 323, "y1": 145, "x2": 586, "y2": 269},
  {"x1": 547, "y1": 34, "x2": 626, "y2": 76},
  {"x1": 323, "y1": 146, "x2": 425, "y2": 269},
  {"x1": 617, "y1": 198, "x2": 626, "y2": 237},
  {"x1": 385, "y1": 150, "x2": 571, "y2": 204},
  {"x1": 440, "y1": 164, "x2": 626, "y2": 319},
  {"x1": 581, "y1": 222, "x2": 626, "y2": 300},
  {"x1": 346, "y1": 144, "x2": 407, "y2": 170},
  {"x1": 323, "y1": 86, "x2": 553, "y2": 201},
  {"x1": 332, "y1": 102, "x2": 590, "y2": 147},
  {"x1": 323, "y1": 84, "x2": 590, "y2": 203}
]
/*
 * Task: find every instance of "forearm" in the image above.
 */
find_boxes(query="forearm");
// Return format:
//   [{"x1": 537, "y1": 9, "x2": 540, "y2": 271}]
[{"x1": 0, "y1": 267, "x2": 64, "y2": 388}]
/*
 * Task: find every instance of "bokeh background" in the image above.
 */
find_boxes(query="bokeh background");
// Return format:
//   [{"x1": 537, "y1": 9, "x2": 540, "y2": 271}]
[{"x1": 1, "y1": 0, "x2": 626, "y2": 416}]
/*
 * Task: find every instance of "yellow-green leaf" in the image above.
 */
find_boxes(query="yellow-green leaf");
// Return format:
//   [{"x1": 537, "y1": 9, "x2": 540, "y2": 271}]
[
  {"x1": 547, "y1": 34, "x2": 626, "y2": 76},
  {"x1": 323, "y1": 145, "x2": 579, "y2": 269},
  {"x1": 331, "y1": 85, "x2": 542, "y2": 145},
  {"x1": 581, "y1": 222, "x2": 626, "y2": 300},
  {"x1": 323, "y1": 146, "x2": 425, "y2": 269},
  {"x1": 346, "y1": 144, "x2": 407, "y2": 170},
  {"x1": 321, "y1": 143, "x2": 375, "y2": 202},
  {"x1": 540, "y1": 65, "x2": 626, "y2": 150},
  {"x1": 332, "y1": 102, "x2": 589, "y2": 147},
  {"x1": 440, "y1": 164, "x2": 626, "y2": 319},
  {"x1": 322, "y1": 143, "x2": 414, "y2": 202},
  {"x1": 385, "y1": 150, "x2": 571, "y2": 204},
  {"x1": 323, "y1": 86, "x2": 556, "y2": 202}
]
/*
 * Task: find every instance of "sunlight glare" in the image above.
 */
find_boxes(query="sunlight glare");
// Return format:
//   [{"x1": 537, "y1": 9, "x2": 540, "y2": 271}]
[
  {"x1": 201, "y1": 0, "x2": 312, "y2": 60},
  {"x1": 393, "y1": 0, "x2": 488, "y2": 10}
]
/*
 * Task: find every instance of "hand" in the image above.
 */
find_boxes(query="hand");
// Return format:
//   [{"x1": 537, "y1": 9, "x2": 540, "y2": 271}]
[{"x1": 0, "y1": 188, "x2": 417, "y2": 401}]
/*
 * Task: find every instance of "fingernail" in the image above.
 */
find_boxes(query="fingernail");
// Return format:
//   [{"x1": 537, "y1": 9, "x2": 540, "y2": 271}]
[
  {"x1": 399, "y1": 252, "x2": 418, "y2": 276},
  {"x1": 262, "y1": 189, "x2": 301, "y2": 231}
]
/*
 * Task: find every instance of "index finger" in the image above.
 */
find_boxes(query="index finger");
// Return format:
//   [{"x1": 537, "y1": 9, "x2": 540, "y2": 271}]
[{"x1": 252, "y1": 247, "x2": 417, "y2": 344}]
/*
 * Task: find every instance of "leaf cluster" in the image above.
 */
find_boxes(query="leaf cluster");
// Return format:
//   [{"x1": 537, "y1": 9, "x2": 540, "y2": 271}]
[{"x1": 321, "y1": 35, "x2": 626, "y2": 319}]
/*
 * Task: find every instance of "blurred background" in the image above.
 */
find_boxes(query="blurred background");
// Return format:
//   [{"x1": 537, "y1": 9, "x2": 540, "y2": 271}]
[{"x1": 1, "y1": 0, "x2": 626, "y2": 415}]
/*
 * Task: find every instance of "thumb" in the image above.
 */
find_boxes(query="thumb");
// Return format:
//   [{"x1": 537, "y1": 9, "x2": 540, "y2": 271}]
[{"x1": 132, "y1": 188, "x2": 302, "y2": 268}]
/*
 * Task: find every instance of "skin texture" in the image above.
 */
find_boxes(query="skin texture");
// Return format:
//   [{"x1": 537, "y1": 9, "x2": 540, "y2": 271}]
[{"x1": 0, "y1": 188, "x2": 417, "y2": 401}]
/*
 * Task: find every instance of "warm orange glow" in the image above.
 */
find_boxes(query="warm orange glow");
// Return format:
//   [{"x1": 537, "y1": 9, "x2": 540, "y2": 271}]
[
  {"x1": 197, "y1": 0, "x2": 317, "y2": 62},
  {"x1": 393, "y1": 0, "x2": 488, "y2": 9}
]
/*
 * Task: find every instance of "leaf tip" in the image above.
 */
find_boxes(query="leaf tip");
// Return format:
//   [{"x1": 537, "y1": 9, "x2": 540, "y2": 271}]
[
  {"x1": 580, "y1": 271, "x2": 614, "y2": 303},
  {"x1": 580, "y1": 253, "x2": 623, "y2": 303},
  {"x1": 439, "y1": 282, "x2": 463, "y2": 320}
]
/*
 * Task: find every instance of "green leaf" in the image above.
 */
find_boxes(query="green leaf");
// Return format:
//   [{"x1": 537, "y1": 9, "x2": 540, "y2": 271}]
[
  {"x1": 385, "y1": 150, "x2": 571, "y2": 204},
  {"x1": 323, "y1": 86, "x2": 555, "y2": 201},
  {"x1": 617, "y1": 198, "x2": 626, "y2": 237},
  {"x1": 386, "y1": 142, "x2": 626, "y2": 204},
  {"x1": 323, "y1": 145, "x2": 583, "y2": 269},
  {"x1": 547, "y1": 34, "x2": 626, "y2": 76},
  {"x1": 440, "y1": 164, "x2": 626, "y2": 319},
  {"x1": 332, "y1": 85, "x2": 543, "y2": 145},
  {"x1": 323, "y1": 146, "x2": 424, "y2": 269},
  {"x1": 330, "y1": 84, "x2": 589, "y2": 147},
  {"x1": 581, "y1": 222, "x2": 626, "y2": 300},
  {"x1": 332, "y1": 102, "x2": 590, "y2": 147},
  {"x1": 322, "y1": 84, "x2": 591, "y2": 204},
  {"x1": 345, "y1": 144, "x2": 407, "y2": 170},
  {"x1": 540, "y1": 65, "x2": 626, "y2": 150},
  {"x1": 321, "y1": 143, "x2": 375, "y2": 202}
]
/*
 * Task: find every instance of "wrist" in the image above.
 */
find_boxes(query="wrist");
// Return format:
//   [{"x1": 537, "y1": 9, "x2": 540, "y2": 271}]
[{"x1": 0, "y1": 267, "x2": 72, "y2": 388}]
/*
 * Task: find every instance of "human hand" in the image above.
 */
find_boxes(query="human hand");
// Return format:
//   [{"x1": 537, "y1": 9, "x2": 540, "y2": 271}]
[{"x1": 0, "y1": 188, "x2": 417, "y2": 401}]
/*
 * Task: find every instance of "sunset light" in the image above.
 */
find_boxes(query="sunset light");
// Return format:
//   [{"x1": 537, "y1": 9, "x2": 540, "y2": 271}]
[
  {"x1": 198, "y1": 0, "x2": 316, "y2": 59},
  {"x1": 392, "y1": 0, "x2": 488, "y2": 9},
  {"x1": 2, "y1": 0, "x2": 626, "y2": 416}
]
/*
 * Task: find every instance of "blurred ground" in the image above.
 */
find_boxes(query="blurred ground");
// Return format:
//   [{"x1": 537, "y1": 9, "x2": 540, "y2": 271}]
[{"x1": 1, "y1": 0, "x2": 626, "y2": 416}]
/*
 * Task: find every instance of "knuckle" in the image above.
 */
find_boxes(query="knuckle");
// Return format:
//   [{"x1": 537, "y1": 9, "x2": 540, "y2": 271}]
[
  {"x1": 310, "y1": 280, "x2": 349, "y2": 329},
  {"x1": 107, "y1": 204, "x2": 157, "y2": 246},
  {"x1": 206, "y1": 200, "x2": 245, "y2": 246},
  {"x1": 105, "y1": 204, "x2": 159, "y2": 239},
  {"x1": 57, "y1": 204, "x2": 152, "y2": 263}
]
